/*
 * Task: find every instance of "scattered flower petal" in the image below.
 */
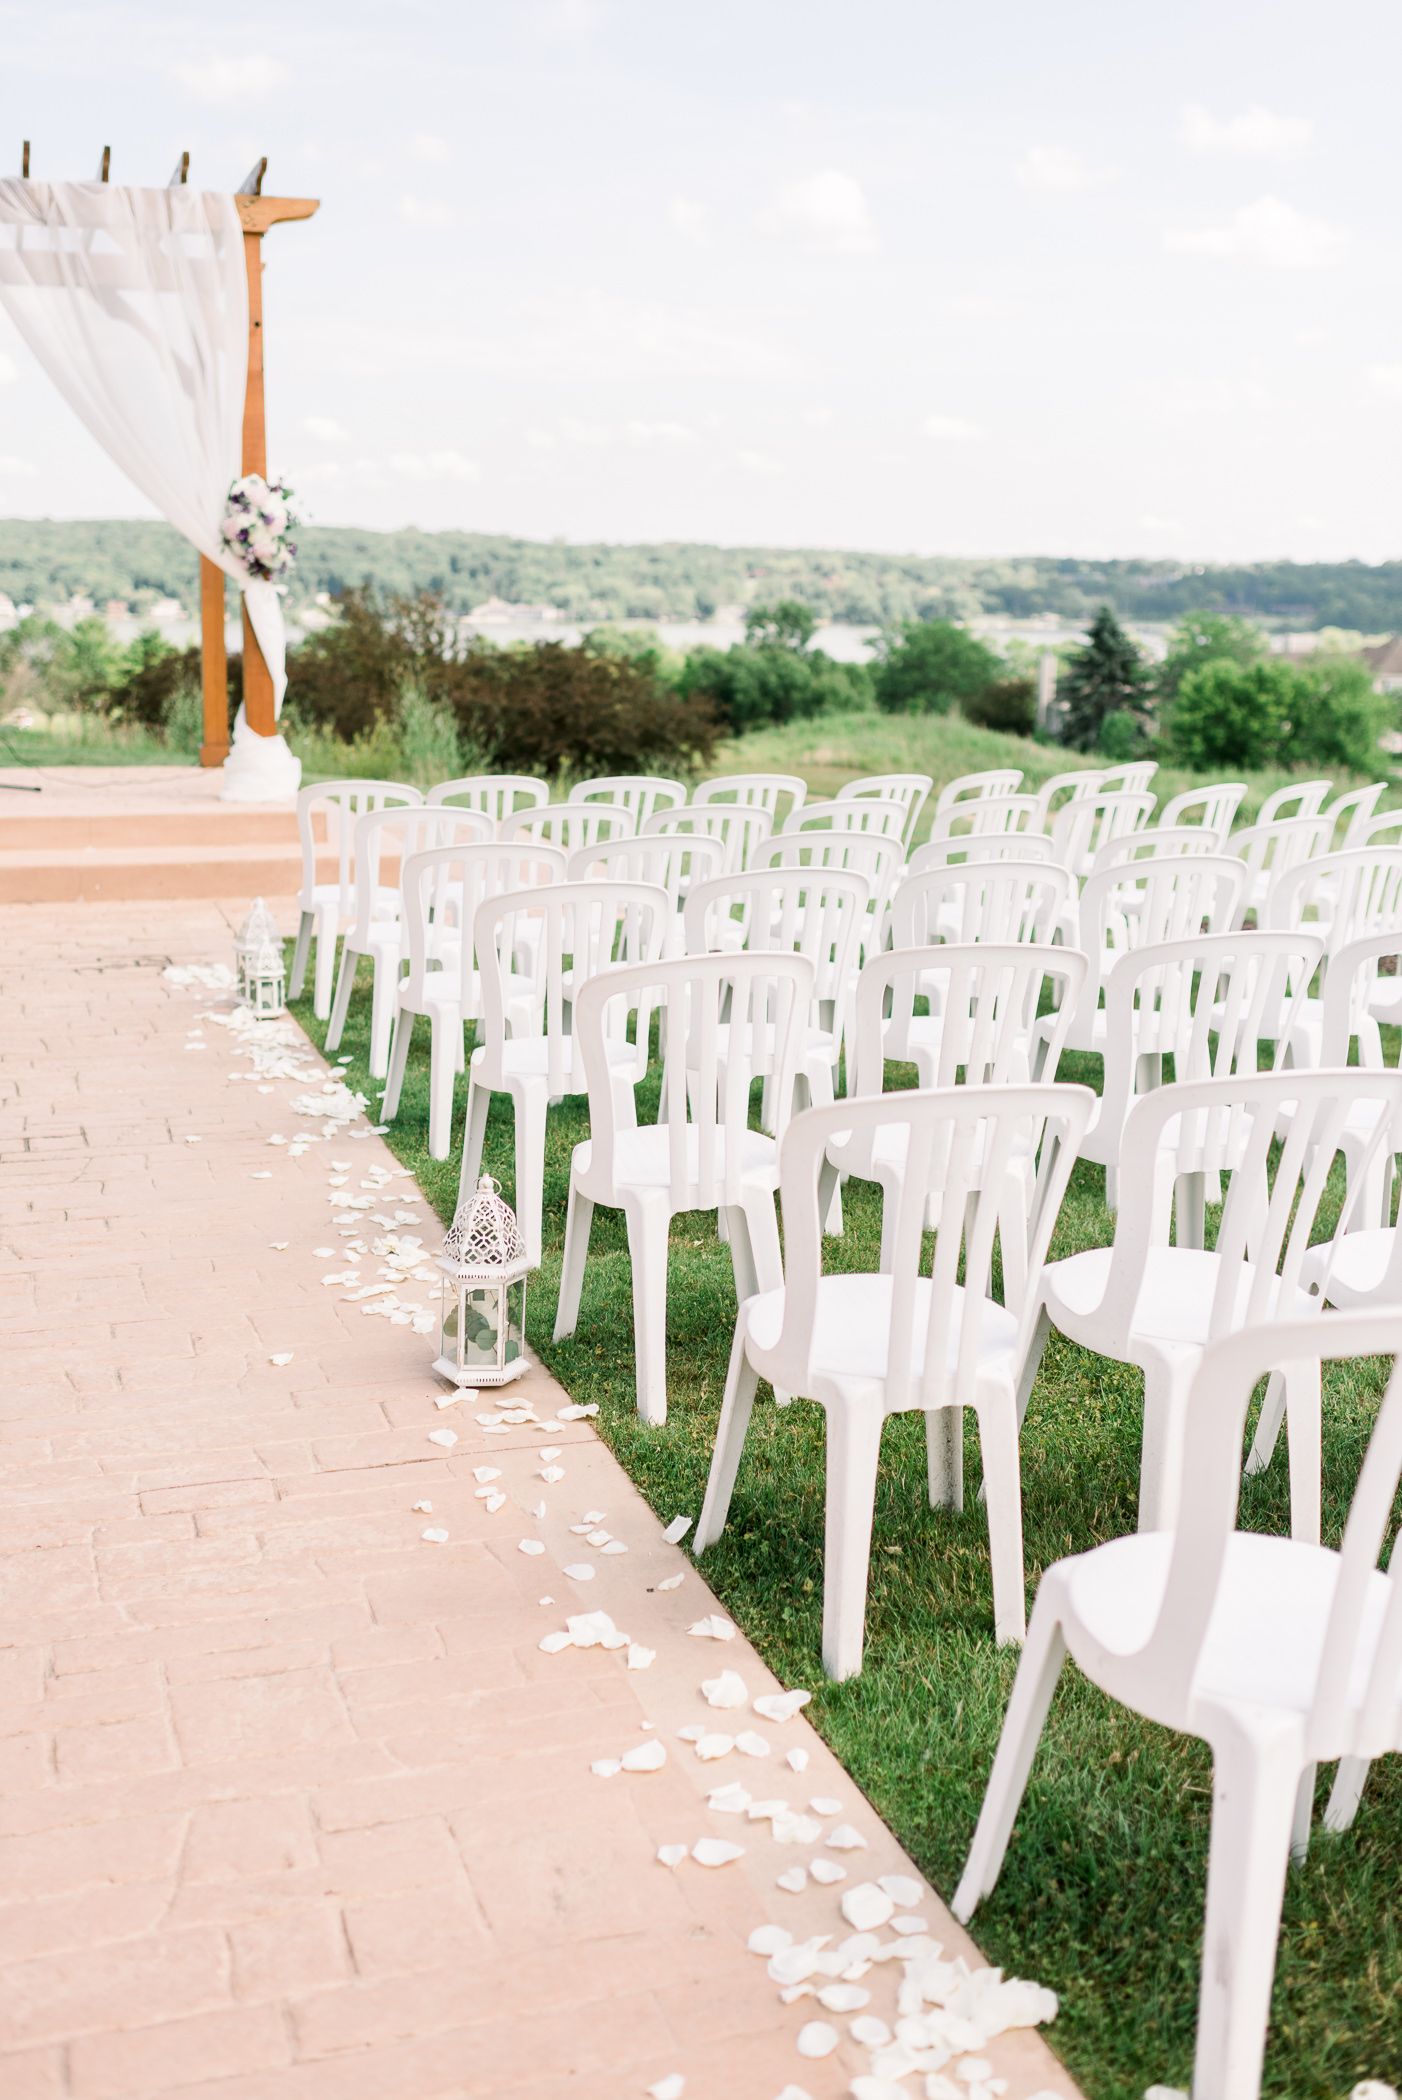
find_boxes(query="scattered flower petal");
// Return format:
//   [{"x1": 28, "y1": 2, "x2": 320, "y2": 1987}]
[
  {"x1": 748, "y1": 1925, "x2": 794, "y2": 1956},
  {"x1": 621, "y1": 1739, "x2": 667, "y2": 1771},
  {"x1": 646, "y1": 2075, "x2": 685, "y2": 2099},
  {"x1": 627, "y1": 1644, "x2": 655, "y2": 1670},
  {"x1": 540, "y1": 1465, "x2": 566, "y2": 1484},
  {"x1": 473, "y1": 1466, "x2": 502, "y2": 1484},
  {"x1": 412, "y1": 1500, "x2": 433, "y2": 1513},
  {"x1": 664, "y1": 1515, "x2": 693, "y2": 1544},
  {"x1": 539, "y1": 1445, "x2": 562, "y2": 1461},
  {"x1": 421, "y1": 1528, "x2": 449, "y2": 1544},
  {"x1": 656, "y1": 1571, "x2": 684, "y2": 1591},
  {"x1": 539, "y1": 1630, "x2": 573, "y2": 1654},
  {"x1": 564, "y1": 1563, "x2": 595, "y2": 1581},
  {"x1": 484, "y1": 1492, "x2": 506, "y2": 1513},
  {"x1": 695, "y1": 1734, "x2": 734, "y2": 1761},
  {"x1": 428, "y1": 1428, "x2": 457, "y2": 1447},
  {"x1": 676, "y1": 1725, "x2": 706, "y2": 1742},
  {"x1": 691, "y1": 1837, "x2": 744, "y2": 1867},
  {"x1": 687, "y1": 1616, "x2": 735, "y2": 1640},
  {"x1": 877, "y1": 1874, "x2": 924, "y2": 1909},
  {"x1": 772, "y1": 1813, "x2": 823, "y2": 1845},
  {"x1": 269, "y1": 1353, "x2": 294, "y2": 1366},
  {"x1": 268, "y1": 1241, "x2": 289, "y2": 1250},
  {"x1": 850, "y1": 2015, "x2": 891, "y2": 2049},
  {"x1": 810, "y1": 1797, "x2": 842, "y2": 1817},
  {"x1": 891, "y1": 1916, "x2": 929, "y2": 1936},
  {"x1": 601, "y1": 1539, "x2": 628, "y2": 1555},
  {"x1": 776, "y1": 1866, "x2": 808, "y2": 1892},
  {"x1": 809, "y1": 1859, "x2": 846, "y2": 1886},
  {"x1": 312, "y1": 1245, "x2": 334, "y2": 1256},
  {"x1": 817, "y1": 1983, "x2": 869, "y2": 2013},
  {"x1": 826, "y1": 1824, "x2": 868, "y2": 1851},
  {"x1": 657, "y1": 1843, "x2": 689, "y2": 1868},
  {"x1": 702, "y1": 1670, "x2": 748, "y2": 1710},
  {"x1": 591, "y1": 1757, "x2": 622, "y2": 1777},
  {"x1": 795, "y1": 2022, "x2": 838, "y2": 2060},
  {"x1": 519, "y1": 1539, "x2": 546, "y2": 1556},
  {"x1": 706, "y1": 1783, "x2": 751, "y2": 1814},
  {"x1": 754, "y1": 1690, "x2": 811, "y2": 1723},
  {"x1": 531, "y1": 1501, "x2": 546, "y2": 1520},
  {"x1": 840, "y1": 1884, "x2": 894, "y2": 1933},
  {"x1": 787, "y1": 1749, "x2": 810, "y2": 1773},
  {"x1": 735, "y1": 1732, "x2": 770, "y2": 1758}
]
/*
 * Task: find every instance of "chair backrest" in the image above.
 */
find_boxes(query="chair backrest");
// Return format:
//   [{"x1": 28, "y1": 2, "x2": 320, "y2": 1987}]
[
  {"x1": 1157, "y1": 783, "x2": 1247, "y2": 838},
  {"x1": 692, "y1": 773, "x2": 808, "y2": 823},
  {"x1": 1360, "y1": 808, "x2": 1402, "y2": 852},
  {"x1": 473, "y1": 879, "x2": 670, "y2": 1097},
  {"x1": 499, "y1": 803, "x2": 638, "y2": 857},
  {"x1": 683, "y1": 866, "x2": 870, "y2": 1045},
  {"x1": 932, "y1": 768, "x2": 1022, "y2": 817},
  {"x1": 1089, "y1": 826, "x2": 1225, "y2": 877},
  {"x1": 929, "y1": 794, "x2": 1042, "y2": 844},
  {"x1": 296, "y1": 779, "x2": 422, "y2": 915},
  {"x1": 1321, "y1": 782, "x2": 1386, "y2": 852},
  {"x1": 892, "y1": 862, "x2": 1071, "y2": 948},
  {"x1": 758, "y1": 832, "x2": 906, "y2": 958},
  {"x1": 1097, "y1": 761, "x2": 1158, "y2": 795},
  {"x1": 1257, "y1": 779, "x2": 1332, "y2": 826},
  {"x1": 345, "y1": 804, "x2": 443, "y2": 949},
  {"x1": 1227, "y1": 814, "x2": 1334, "y2": 925},
  {"x1": 1320, "y1": 931, "x2": 1402, "y2": 1067},
  {"x1": 424, "y1": 775, "x2": 550, "y2": 827},
  {"x1": 1050, "y1": 790, "x2": 1157, "y2": 878},
  {"x1": 568, "y1": 774, "x2": 688, "y2": 827},
  {"x1": 1064, "y1": 857, "x2": 1246, "y2": 1048},
  {"x1": 778, "y1": 1082, "x2": 1095, "y2": 1412},
  {"x1": 644, "y1": 802, "x2": 773, "y2": 874},
  {"x1": 1100, "y1": 1069, "x2": 1402, "y2": 1360},
  {"x1": 573, "y1": 950, "x2": 814, "y2": 1211},
  {"x1": 906, "y1": 836, "x2": 1054, "y2": 875},
  {"x1": 1032, "y1": 767, "x2": 1107, "y2": 832},
  {"x1": 1267, "y1": 847, "x2": 1402, "y2": 961},
  {"x1": 836, "y1": 772, "x2": 935, "y2": 846},
  {"x1": 397, "y1": 841, "x2": 566, "y2": 1010},
  {"x1": 564, "y1": 833, "x2": 727, "y2": 923},
  {"x1": 1096, "y1": 928, "x2": 1325, "y2": 1153},
  {"x1": 782, "y1": 798, "x2": 907, "y2": 846},
  {"x1": 859, "y1": 940, "x2": 1089, "y2": 1093}
]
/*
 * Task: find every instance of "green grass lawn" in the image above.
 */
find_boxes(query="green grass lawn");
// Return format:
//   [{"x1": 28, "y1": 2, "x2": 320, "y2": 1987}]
[{"x1": 293, "y1": 959, "x2": 1402, "y2": 2100}]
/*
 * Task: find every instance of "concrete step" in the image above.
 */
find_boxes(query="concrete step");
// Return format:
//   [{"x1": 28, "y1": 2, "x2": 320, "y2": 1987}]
[{"x1": 0, "y1": 840, "x2": 337, "y2": 904}]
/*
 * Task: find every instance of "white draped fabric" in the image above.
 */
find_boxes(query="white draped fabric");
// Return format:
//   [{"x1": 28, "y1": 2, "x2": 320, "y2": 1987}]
[{"x1": 0, "y1": 181, "x2": 297, "y2": 800}]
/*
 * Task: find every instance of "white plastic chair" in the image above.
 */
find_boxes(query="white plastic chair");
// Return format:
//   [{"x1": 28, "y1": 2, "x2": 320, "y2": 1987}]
[
  {"x1": 1090, "y1": 825, "x2": 1227, "y2": 876},
  {"x1": 758, "y1": 831, "x2": 906, "y2": 967},
  {"x1": 1321, "y1": 781, "x2": 1386, "y2": 851},
  {"x1": 325, "y1": 804, "x2": 493, "y2": 1074},
  {"x1": 695, "y1": 1080, "x2": 1096, "y2": 1671},
  {"x1": 424, "y1": 775, "x2": 549, "y2": 830},
  {"x1": 554, "y1": 950, "x2": 814, "y2": 1424},
  {"x1": 928, "y1": 794, "x2": 1042, "y2": 845},
  {"x1": 1049, "y1": 790, "x2": 1157, "y2": 880},
  {"x1": 1097, "y1": 760, "x2": 1158, "y2": 795},
  {"x1": 1292, "y1": 931, "x2": 1402, "y2": 1242},
  {"x1": 1031, "y1": 767, "x2": 1107, "y2": 833},
  {"x1": 1359, "y1": 807, "x2": 1402, "y2": 853},
  {"x1": 933, "y1": 768, "x2": 1022, "y2": 818},
  {"x1": 1052, "y1": 856, "x2": 1246, "y2": 1050},
  {"x1": 954, "y1": 1311, "x2": 1402, "y2": 2100},
  {"x1": 847, "y1": 942, "x2": 1088, "y2": 1305},
  {"x1": 457, "y1": 881, "x2": 670, "y2": 1265},
  {"x1": 906, "y1": 836, "x2": 1055, "y2": 875},
  {"x1": 1080, "y1": 928, "x2": 1323, "y2": 1214},
  {"x1": 1228, "y1": 814, "x2": 1335, "y2": 929},
  {"x1": 1266, "y1": 846, "x2": 1402, "y2": 1062},
  {"x1": 692, "y1": 773, "x2": 807, "y2": 825},
  {"x1": 568, "y1": 774, "x2": 688, "y2": 827},
  {"x1": 564, "y1": 834, "x2": 727, "y2": 953},
  {"x1": 289, "y1": 779, "x2": 423, "y2": 1019},
  {"x1": 643, "y1": 802, "x2": 773, "y2": 875},
  {"x1": 1257, "y1": 779, "x2": 1332, "y2": 826},
  {"x1": 380, "y1": 841, "x2": 566, "y2": 1157},
  {"x1": 894, "y1": 861, "x2": 1072, "y2": 952},
  {"x1": 1023, "y1": 1067, "x2": 1402, "y2": 1540},
  {"x1": 499, "y1": 802, "x2": 637, "y2": 858},
  {"x1": 1159, "y1": 782, "x2": 1248, "y2": 839},
  {"x1": 836, "y1": 771, "x2": 935, "y2": 847}
]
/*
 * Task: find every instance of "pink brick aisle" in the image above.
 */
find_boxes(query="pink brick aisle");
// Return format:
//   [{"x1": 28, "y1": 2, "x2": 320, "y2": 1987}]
[{"x1": 0, "y1": 900, "x2": 1082, "y2": 2100}]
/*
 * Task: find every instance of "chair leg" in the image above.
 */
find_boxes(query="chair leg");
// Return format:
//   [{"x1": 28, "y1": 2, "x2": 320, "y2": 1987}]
[
  {"x1": 313, "y1": 910, "x2": 338, "y2": 1020},
  {"x1": 818, "y1": 1153, "x2": 843, "y2": 1239},
  {"x1": 1290, "y1": 1761, "x2": 1317, "y2": 1866},
  {"x1": 380, "y1": 1009, "x2": 413, "y2": 1123},
  {"x1": 951, "y1": 1589, "x2": 1068, "y2": 1923},
  {"x1": 724, "y1": 1203, "x2": 760, "y2": 1308},
  {"x1": 1323, "y1": 1754, "x2": 1370, "y2": 1835},
  {"x1": 427, "y1": 1017, "x2": 459, "y2": 1161},
  {"x1": 1138, "y1": 1351, "x2": 1198, "y2": 1533},
  {"x1": 509, "y1": 1078, "x2": 548, "y2": 1267},
  {"x1": 1283, "y1": 1359, "x2": 1322, "y2": 1546},
  {"x1": 927, "y1": 1407, "x2": 963, "y2": 1512},
  {"x1": 1192, "y1": 1720, "x2": 1301, "y2": 2100},
  {"x1": 368, "y1": 956, "x2": 399, "y2": 1080},
  {"x1": 1244, "y1": 1370, "x2": 1287, "y2": 1481},
  {"x1": 1015, "y1": 1303, "x2": 1053, "y2": 1431},
  {"x1": 289, "y1": 910, "x2": 314, "y2": 998},
  {"x1": 695, "y1": 1323, "x2": 762, "y2": 1550},
  {"x1": 553, "y1": 1186, "x2": 595, "y2": 1341},
  {"x1": 457, "y1": 1067, "x2": 491, "y2": 1208},
  {"x1": 977, "y1": 1394, "x2": 1028, "y2": 1645},
  {"x1": 820, "y1": 1399, "x2": 887, "y2": 1682},
  {"x1": 623, "y1": 1191, "x2": 671, "y2": 1426},
  {"x1": 324, "y1": 942, "x2": 358, "y2": 1054}
]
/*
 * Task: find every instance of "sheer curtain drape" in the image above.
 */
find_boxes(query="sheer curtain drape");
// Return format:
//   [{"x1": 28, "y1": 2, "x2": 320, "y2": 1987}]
[{"x1": 0, "y1": 182, "x2": 295, "y2": 792}]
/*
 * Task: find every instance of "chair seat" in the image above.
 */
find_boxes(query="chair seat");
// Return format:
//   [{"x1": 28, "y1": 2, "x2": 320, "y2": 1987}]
[
  {"x1": 1044, "y1": 1245, "x2": 1316, "y2": 1343},
  {"x1": 473, "y1": 1034, "x2": 637, "y2": 1088},
  {"x1": 744, "y1": 1271, "x2": 1018, "y2": 1395},
  {"x1": 572, "y1": 1122, "x2": 778, "y2": 1195},
  {"x1": 1063, "y1": 1530, "x2": 1396, "y2": 1721},
  {"x1": 1301, "y1": 1229, "x2": 1396, "y2": 1304}
]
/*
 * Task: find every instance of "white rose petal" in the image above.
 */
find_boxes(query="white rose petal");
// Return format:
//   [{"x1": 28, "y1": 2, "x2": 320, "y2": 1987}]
[
  {"x1": 420, "y1": 1528, "x2": 449, "y2": 1544},
  {"x1": 795, "y1": 2022, "x2": 838, "y2": 2059},
  {"x1": 518, "y1": 1539, "x2": 546, "y2": 1556},
  {"x1": 691, "y1": 1838, "x2": 744, "y2": 1867}
]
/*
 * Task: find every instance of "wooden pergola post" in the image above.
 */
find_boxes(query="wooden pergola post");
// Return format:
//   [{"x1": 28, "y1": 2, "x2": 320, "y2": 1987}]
[{"x1": 199, "y1": 170, "x2": 319, "y2": 766}]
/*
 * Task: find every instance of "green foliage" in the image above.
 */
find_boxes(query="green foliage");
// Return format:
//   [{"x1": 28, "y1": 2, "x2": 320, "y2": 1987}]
[
  {"x1": 676, "y1": 640, "x2": 868, "y2": 733},
  {"x1": 283, "y1": 586, "x2": 422, "y2": 742},
  {"x1": 1162, "y1": 659, "x2": 1297, "y2": 771},
  {"x1": 744, "y1": 598, "x2": 818, "y2": 650},
  {"x1": 1291, "y1": 655, "x2": 1397, "y2": 775},
  {"x1": 448, "y1": 638, "x2": 718, "y2": 777},
  {"x1": 961, "y1": 677, "x2": 1036, "y2": 737},
  {"x1": 1058, "y1": 607, "x2": 1149, "y2": 752},
  {"x1": 1155, "y1": 611, "x2": 1266, "y2": 705},
  {"x1": 1095, "y1": 709, "x2": 1143, "y2": 762},
  {"x1": 397, "y1": 677, "x2": 464, "y2": 785},
  {"x1": 105, "y1": 633, "x2": 201, "y2": 730},
  {"x1": 872, "y1": 620, "x2": 1004, "y2": 716}
]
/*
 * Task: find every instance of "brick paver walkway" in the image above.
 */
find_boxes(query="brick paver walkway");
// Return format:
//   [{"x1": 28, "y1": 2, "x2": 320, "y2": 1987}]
[{"x1": 0, "y1": 901, "x2": 1081, "y2": 2100}]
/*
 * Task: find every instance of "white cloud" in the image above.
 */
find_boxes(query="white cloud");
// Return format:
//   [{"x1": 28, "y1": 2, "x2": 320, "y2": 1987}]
[
  {"x1": 756, "y1": 170, "x2": 876, "y2": 253},
  {"x1": 924, "y1": 415, "x2": 982, "y2": 442},
  {"x1": 942, "y1": 294, "x2": 1015, "y2": 320},
  {"x1": 303, "y1": 416, "x2": 348, "y2": 443},
  {"x1": 559, "y1": 417, "x2": 611, "y2": 445},
  {"x1": 400, "y1": 196, "x2": 456, "y2": 229},
  {"x1": 626, "y1": 421, "x2": 699, "y2": 446},
  {"x1": 1016, "y1": 146, "x2": 1111, "y2": 191},
  {"x1": 1369, "y1": 364, "x2": 1402, "y2": 398},
  {"x1": 669, "y1": 198, "x2": 711, "y2": 245},
  {"x1": 1139, "y1": 514, "x2": 1181, "y2": 531},
  {"x1": 390, "y1": 451, "x2": 479, "y2": 481},
  {"x1": 1177, "y1": 103, "x2": 1314, "y2": 157},
  {"x1": 0, "y1": 354, "x2": 17, "y2": 384},
  {"x1": 737, "y1": 450, "x2": 784, "y2": 476},
  {"x1": 409, "y1": 133, "x2": 453, "y2": 166},
  {"x1": 525, "y1": 428, "x2": 555, "y2": 449},
  {"x1": 171, "y1": 53, "x2": 289, "y2": 103},
  {"x1": 1164, "y1": 195, "x2": 1347, "y2": 268},
  {"x1": 804, "y1": 407, "x2": 833, "y2": 426},
  {"x1": 0, "y1": 455, "x2": 37, "y2": 474}
]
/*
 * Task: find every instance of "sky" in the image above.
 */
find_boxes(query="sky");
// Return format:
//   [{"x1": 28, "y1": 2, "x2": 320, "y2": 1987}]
[{"x1": 0, "y1": 0, "x2": 1400, "y2": 564}]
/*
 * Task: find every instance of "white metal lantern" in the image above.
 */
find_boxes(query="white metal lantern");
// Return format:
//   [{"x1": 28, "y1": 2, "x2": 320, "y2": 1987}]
[
  {"x1": 434, "y1": 1173, "x2": 529, "y2": 1388},
  {"x1": 234, "y1": 897, "x2": 281, "y2": 1004},
  {"x1": 246, "y1": 933, "x2": 287, "y2": 1016}
]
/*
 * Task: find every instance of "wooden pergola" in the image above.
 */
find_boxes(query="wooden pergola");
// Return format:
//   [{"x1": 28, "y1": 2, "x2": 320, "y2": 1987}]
[{"x1": 199, "y1": 159, "x2": 319, "y2": 767}]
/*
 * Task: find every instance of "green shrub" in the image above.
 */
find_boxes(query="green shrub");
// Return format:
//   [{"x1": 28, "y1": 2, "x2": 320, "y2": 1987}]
[
  {"x1": 961, "y1": 677, "x2": 1035, "y2": 736},
  {"x1": 1162, "y1": 658, "x2": 1296, "y2": 770},
  {"x1": 1058, "y1": 606, "x2": 1150, "y2": 752},
  {"x1": 676, "y1": 643, "x2": 865, "y2": 733},
  {"x1": 1096, "y1": 708, "x2": 1143, "y2": 761},
  {"x1": 449, "y1": 639, "x2": 718, "y2": 777},
  {"x1": 872, "y1": 620, "x2": 1002, "y2": 715},
  {"x1": 1155, "y1": 611, "x2": 1266, "y2": 707},
  {"x1": 1290, "y1": 655, "x2": 1396, "y2": 774}
]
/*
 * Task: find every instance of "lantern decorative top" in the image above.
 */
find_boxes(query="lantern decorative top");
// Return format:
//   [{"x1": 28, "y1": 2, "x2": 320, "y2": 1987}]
[
  {"x1": 442, "y1": 1174, "x2": 526, "y2": 1276},
  {"x1": 235, "y1": 896, "x2": 279, "y2": 950},
  {"x1": 249, "y1": 934, "x2": 286, "y2": 979}
]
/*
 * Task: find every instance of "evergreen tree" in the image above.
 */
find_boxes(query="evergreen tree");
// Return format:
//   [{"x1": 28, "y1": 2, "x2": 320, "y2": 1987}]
[{"x1": 1057, "y1": 606, "x2": 1149, "y2": 752}]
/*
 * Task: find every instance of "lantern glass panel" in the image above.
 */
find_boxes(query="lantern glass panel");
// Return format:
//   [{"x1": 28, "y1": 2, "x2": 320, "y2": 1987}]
[{"x1": 503, "y1": 1277, "x2": 525, "y2": 1365}]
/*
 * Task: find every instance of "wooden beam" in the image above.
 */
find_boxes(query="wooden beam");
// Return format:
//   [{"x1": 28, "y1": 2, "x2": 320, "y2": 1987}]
[
  {"x1": 239, "y1": 225, "x2": 277, "y2": 738},
  {"x1": 234, "y1": 195, "x2": 318, "y2": 234},
  {"x1": 199, "y1": 556, "x2": 229, "y2": 765}
]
